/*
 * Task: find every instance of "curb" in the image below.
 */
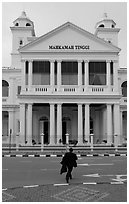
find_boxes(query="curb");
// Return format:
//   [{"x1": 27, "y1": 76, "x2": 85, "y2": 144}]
[
  {"x1": 2, "y1": 153, "x2": 127, "y2": 157},
  {"x1": 2, "y1": 180, "x2": 127, "y2": 191}
]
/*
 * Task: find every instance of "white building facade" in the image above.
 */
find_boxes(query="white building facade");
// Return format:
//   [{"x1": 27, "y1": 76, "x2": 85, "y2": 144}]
[{"x1": 2, "y1": 12, "x2": 127, "y2": 146}]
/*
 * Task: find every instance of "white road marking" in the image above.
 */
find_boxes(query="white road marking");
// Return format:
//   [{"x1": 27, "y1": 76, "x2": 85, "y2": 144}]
[
  {"x1": 83, "y1": 174, "x2": 100, "y2": 177},
  {"x1": 2, "y1": 189, "x2": 7, "y2": 191},
  {"x1": 111, "y1": 182, "x2": 124, "y2": 184},
  {"x1": 78, "y1": 163, "x2": 113, "y2": 166},
  {"x1": 2, "y1": 169, "x2": 8, "y2": 171},
  {"x1": 78, "y1": 163, "x2": 89, "y2": 166},
  {"x1": 83, "y1": 182, "x2": 97, "y2": 185},
  {"x1": 16, "y1": 155, "x2": 22, "y2": 157},
  {"x1": 54, "y1": 183, "x2": 69, "y2": 186},
  {"x1": 111, "y1": 175, "x2": 127, "y2": 182},
  {"x1": 23, "y1": 185, "x2": 39, "y2": 188}
]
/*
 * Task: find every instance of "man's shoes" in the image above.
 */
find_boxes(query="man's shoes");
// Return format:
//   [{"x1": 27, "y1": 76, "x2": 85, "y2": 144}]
[{"x1": 66, "y1": 178, "x2": 69, "y2": 183}]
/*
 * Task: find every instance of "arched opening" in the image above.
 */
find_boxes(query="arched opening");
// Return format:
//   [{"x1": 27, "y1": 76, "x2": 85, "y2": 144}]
[
  {"x1": 99, "y1": 24, "x2": 104, "y2": 28},
  {"x1": 2, "y1": 111, "x2": 9, "y2": 136},
  {"x1": 2, "y1": 80, "x2": 9, "y2": 97},
  {"x1": 26, "y1": 23, "x2": 31, "y2": 26},
  {"x1": 121, "y1": 81, "x2": 127, "y2": 97},
  {"x1": 39, "y1": 116, "x2": 49, "y2": 144},
  {"x1": 15, "y1": 22, "x2": 19, "y2": 26},
  {"x1": 62, "y1": 116, "x2": 71, "y2": 144}
]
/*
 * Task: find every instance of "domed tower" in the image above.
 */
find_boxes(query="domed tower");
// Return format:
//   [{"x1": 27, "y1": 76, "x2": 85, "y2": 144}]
[
  {"x1": 10, "y1": 11, "x2": 35, "y2": 68},
  {"x1": 95, "y1": 13, "x2": 120, "y2": 46}
]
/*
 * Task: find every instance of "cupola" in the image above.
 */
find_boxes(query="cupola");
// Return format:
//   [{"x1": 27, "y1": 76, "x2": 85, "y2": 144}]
[
  {"x1": 10, "y1": 11, "x2": 35, "y2": 68},
  {"x1": 95, "y1": 13, "x2": 120, "y2": 46}
]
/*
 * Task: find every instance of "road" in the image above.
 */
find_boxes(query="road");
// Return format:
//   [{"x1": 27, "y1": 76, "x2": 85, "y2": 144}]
[{"x1": 2, "y1": 155, "x2": 127, "y2": 202}]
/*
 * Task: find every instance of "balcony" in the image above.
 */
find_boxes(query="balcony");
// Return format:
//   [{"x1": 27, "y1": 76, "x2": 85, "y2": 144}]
[
  {"x1": 2, "y1": 97, "x2": 9, "y2": 103},
  {"x1": 21, "y1": 85, "x2": 116, "y2": 95}
]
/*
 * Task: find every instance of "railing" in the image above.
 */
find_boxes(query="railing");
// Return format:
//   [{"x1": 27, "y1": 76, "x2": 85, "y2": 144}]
[
  {"x1": 120, "y1": 97, "x2": 127, "y2": 105},
  {"x1": 2, "y1": 97, "x2": 9, "y2": 103},
  {"x1": 20, "y1": 85, "x2": 116, "y2": 95}
]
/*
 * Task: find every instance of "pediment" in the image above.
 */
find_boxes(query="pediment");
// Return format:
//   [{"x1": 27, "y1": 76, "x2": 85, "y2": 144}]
[{"x1": 19, "y1": 22, "x2": 120, "y2": 53}]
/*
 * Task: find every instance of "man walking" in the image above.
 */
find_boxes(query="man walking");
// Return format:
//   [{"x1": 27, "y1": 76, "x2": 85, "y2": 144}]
[{"x1": 60, "y1": 148, "x2": 78, "y2": 183}]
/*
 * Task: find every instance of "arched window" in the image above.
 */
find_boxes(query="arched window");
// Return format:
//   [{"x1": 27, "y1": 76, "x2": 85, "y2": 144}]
[
  {"x1": 121, "y1": 81, "x2": 127, "y2": 97},
  {"x1": 99, "y1": 24, "x2": 104, "y2": 28},
  {"x1": 26, "y1": 23, "x2": 31, "y2": 26},
  {"x1": 2, "y1": 80, "x2": 9, "y2": 97},
  {"x1": 15, "y1": 22, "x2": 19, "y2": 26}
]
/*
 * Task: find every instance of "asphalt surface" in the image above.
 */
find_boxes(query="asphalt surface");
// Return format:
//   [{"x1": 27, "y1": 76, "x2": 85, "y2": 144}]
[{"x1": 2, "y1": 156, "x2": 127, "y2": 202}]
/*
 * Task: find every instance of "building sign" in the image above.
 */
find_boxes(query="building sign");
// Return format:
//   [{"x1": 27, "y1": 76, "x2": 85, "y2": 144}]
[{"x1": 49, "y1": 45, "x2": 90, "y2": 50}]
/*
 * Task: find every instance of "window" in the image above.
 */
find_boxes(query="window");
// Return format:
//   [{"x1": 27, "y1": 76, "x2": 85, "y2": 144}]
[
  {"x1": 121, "y1": 81, "x2": 127, "y2": 97},
  {"x1": 89, "y1": 62, "x2": 106, "y2": 85},
  {"x1": 19, "y1": 40, "x2": 23, "y2": 45},
  {"x1": 15, "y1": 23, "x2": 19, "y2": 26},
  {"x1": 17, "y1": 86, "x2": 21, "y2": 95},
  {"x1": 2, "y1": 111, "x2": 9, "y2": 136},
  {"x1": 25, "y1": 61, "x2": 28, "y2": 85},
  {"x1": 26, "y1": 23, "x2": 31, "y2": 26},
  {"x1": 2, "y1": 80, "x2": 9, "y2": 97},
  {"x1": 61, "y1": 61, "x2": 78, "y2": 85},
  {"x1": 110, "y1": 61, "x2": 113, "y2": 85},
  {"x1": 33, "y1": 61, "x2": 50, "y2": 85},
  {"x1": 99, "y1": 24, "x2": 104, "y2": 28}
]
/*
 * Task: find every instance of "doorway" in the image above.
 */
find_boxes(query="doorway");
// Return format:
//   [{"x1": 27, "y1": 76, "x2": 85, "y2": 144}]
[
  {"x1": 39, "y1": 116, "x2": 49, "y2": 144},
  {"x1": 62, "y1": 121, "x2": 67, "y2": 144}
]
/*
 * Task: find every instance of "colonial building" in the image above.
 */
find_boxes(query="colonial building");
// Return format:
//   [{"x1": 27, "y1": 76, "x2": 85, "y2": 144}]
[{"x1": 2, "y1": 11, "x2": 127, "y2": 146}]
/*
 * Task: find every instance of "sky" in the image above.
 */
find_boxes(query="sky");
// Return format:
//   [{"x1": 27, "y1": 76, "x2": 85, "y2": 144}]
[{"x1": 2, "y1": 1, "x2": 127, "y2": 68}]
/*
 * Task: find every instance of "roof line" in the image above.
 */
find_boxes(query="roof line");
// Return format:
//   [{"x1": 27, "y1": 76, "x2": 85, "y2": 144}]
[{"x1": 19, "y1": 21, "x2": 121, "y2": 52}]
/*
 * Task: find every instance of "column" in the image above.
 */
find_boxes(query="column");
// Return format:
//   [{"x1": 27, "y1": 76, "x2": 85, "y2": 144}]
[
  {"x1": 78, "y1": 60, "x2": 82, "y2": 87},
  {"x1": 50, "y1": 103, "x2": 55, "y2": 145},
  {"x1": 50, "y1": 60, "x2": 55, "y2": 86},
  {"x1": 78, "y1": 104, "x2": 83, "y2": 145},
  {"x1": 84, "y1": 60, "x2": 89, "y2": 91},
  {"x1": 57, "y1": 60, "x2": 61, "y2": 88},
  {"x1": 57, "y1": 103, "x2": 62, "y2": 144},
  {"x1": 21, "y1": 60, "x2": 26, "y2": 91},
  {"x1": 106, "y1": 60, "x2": 111, "y2": 91},
  {"x1": 114, "y1": 103, "x2": 121, "y2": 145},
  {"x1": 107, "y1": 104, "x2": 112, "y2": 144},
  {"x1": 27, "y1": 103, "x2": 33, "y2": 145},
  {"x1": 84, "y1": 104, "x2": 90, "y2": 143},
  {"x1": 113, "y1": 60, "x2": 119, "y2": 92},
  {"x1": 20, "y1": 103, "x2": 26, "y2": 144},
  {"x1": 28, "y1": 60, "x2": 33, "y2": 91}
]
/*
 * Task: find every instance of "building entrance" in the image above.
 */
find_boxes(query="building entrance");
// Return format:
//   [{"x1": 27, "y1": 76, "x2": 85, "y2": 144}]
[
  {"x1": 39, "y1": 116, "x2": 49, "y2": 144},
  {"x1": 62, "y1": 121, "x2": 66, "y2": 144}
]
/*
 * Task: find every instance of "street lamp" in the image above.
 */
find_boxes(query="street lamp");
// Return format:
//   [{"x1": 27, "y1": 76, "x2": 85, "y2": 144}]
[
  {"x1": 41, "y1": 132, "x2": 44, "y2": 152},
  {"x1": 114, "y1": 133, "x2": 118, "y2": 151}
]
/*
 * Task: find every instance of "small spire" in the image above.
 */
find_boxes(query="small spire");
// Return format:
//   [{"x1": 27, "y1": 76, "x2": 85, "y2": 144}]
[
  {"x1": 20, "y1": 11, "x2": 27, "y2": 18},
  {"x1": 103, "y1": 12, "x2": 108, "y2": 19}
]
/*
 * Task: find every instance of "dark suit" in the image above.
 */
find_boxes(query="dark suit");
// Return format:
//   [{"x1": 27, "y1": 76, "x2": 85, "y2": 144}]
[{"x1": 61, "y1": 152, "x2": 77, "y2": 182}]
